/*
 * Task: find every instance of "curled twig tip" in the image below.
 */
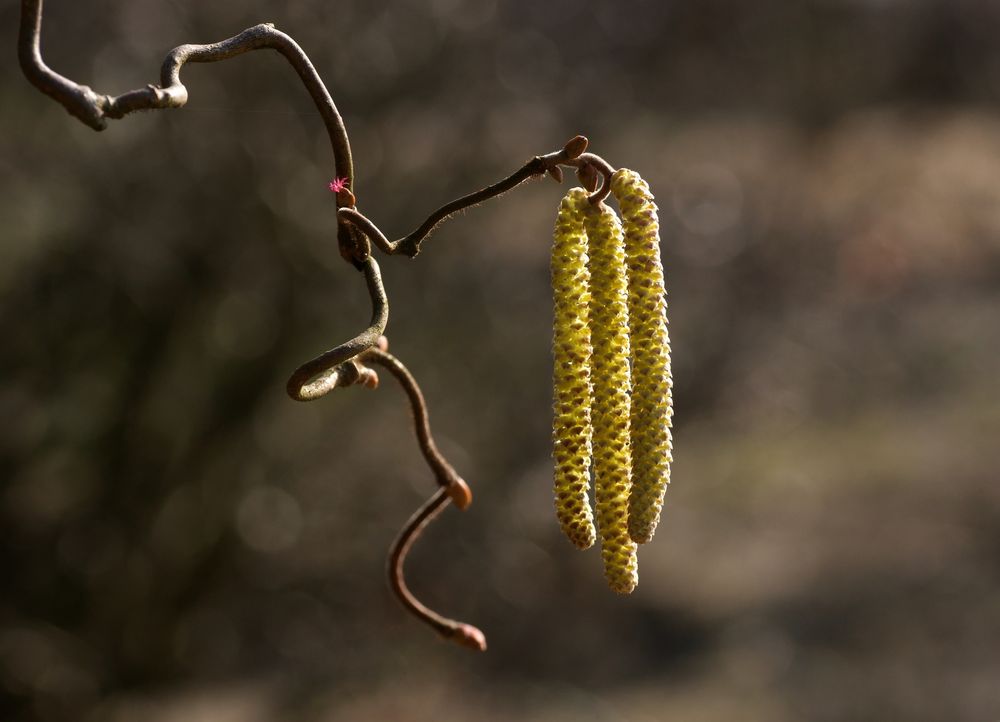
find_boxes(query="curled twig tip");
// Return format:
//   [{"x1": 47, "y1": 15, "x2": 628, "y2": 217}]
[{"x1": 449, "y1": 623, "x2": 488, "y2": 652}]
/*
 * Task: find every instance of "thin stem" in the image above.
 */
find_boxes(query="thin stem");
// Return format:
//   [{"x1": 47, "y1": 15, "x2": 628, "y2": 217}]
[
  {"x1": 360, "y1": 344, "x2": 472, "y2": 510},
  {"x1": 286, "y1": 256, "x2": 388, "y2": 401},
  {"x1": 339, "y1": 139, "x2": 618, "y2": 258},
  {"x1": 18, "y1": 0, "x2": 106, "y2": 130},
  {"x1": 392, "y1": 158, "x2": 549, "y2": 257},
  {"x1": 388, "y1": 488, "x2": 486, "y2": 652}
]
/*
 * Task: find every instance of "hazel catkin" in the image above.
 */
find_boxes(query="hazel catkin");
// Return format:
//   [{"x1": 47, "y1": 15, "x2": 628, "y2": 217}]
[
  {"x1": 583, "y1": 197, "x2": 638, "y2": 595},
  {"x1": 550, "y1": 188, "x2": 597, "y2": 550},
  {"x1": 611, "y1": 169, "x2": 673, "y2": 545}
]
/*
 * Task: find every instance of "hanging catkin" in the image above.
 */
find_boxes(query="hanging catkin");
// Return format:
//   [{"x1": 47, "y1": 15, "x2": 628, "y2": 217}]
[
  {"x1": 550, "y1": 188, "x2": 597, "y2": 550},
  {"x1": 583, "y1": 197, "x2": 638, "y2": 595},
  {"x1": 611, "y1": 169, "x2": 673, "y2": 545}
]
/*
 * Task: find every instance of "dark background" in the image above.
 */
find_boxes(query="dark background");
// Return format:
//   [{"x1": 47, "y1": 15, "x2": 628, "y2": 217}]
[{"x1": 3, "y1": 1, "x2": 1000, "y2": 720}]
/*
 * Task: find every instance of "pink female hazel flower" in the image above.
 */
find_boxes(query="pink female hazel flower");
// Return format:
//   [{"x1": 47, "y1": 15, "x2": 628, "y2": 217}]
[{"x1": 328, "y1": 176, "x2": 356, "y2": 207}]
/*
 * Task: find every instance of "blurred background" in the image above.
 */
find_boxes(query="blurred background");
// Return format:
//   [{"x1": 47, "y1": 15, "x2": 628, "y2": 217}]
[{"x1": 2, "y1": 0, "x2": 1000, "y2": 720}]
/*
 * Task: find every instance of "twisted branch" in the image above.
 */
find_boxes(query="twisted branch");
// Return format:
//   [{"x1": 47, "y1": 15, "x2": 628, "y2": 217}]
[
  {"x1": 369, "y1": 348, "x2": 482, "y2": 647},
  {"x1": 324, "y1": 336, "x2": 481, "y2": 648},
  {"x1": 388, "y1": 488, "x2": 486, "y2": 652},
  {"x1": 285, "y1": 256, "x2": 388, "y2": 401}
]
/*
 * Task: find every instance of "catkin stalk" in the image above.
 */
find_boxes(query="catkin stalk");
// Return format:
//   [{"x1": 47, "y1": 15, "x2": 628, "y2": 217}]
[
  {"x1": 551, "y1": 188, "x2": 596, "y2": 550},
  {"x1": 612, "y1": 169, "x2": 673, "y2": 544},
  {"x1": 584, "y1": 198, "x2": 638, "y2": 594}
]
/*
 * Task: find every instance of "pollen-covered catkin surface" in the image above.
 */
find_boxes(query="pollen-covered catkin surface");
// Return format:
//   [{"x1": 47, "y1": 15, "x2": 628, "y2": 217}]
[
  {"x1": 551, "y1": 188, "x2": 596, "y2": 550},
  {"x1": 612, "y1": 169, "x2": 674, "y2": 545},
  {"x1": 584, "y1": 200, "x2": 638, "y2": 595}
]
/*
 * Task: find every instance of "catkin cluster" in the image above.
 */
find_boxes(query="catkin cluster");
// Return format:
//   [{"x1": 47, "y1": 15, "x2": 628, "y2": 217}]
[{"x1": 550, "y1": 170, "x2": 672, "y2": 594}]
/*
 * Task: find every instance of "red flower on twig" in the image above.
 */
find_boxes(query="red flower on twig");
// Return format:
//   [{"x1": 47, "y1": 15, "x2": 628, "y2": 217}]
[{"x1": 328, "y1": 177, "x2": 349, "y2": 193}]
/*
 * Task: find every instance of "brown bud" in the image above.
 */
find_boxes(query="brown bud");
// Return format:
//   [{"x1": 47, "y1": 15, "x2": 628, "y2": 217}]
[
  {"x1": 337, "y1": 360, "x2": 363, "y2": 386},
  {"x1": 547, "y1": 165, "x2": 564, "y2": 183},
  {"x1": 563, "y1": 135, "x2": 589, "y2": 159},
  {"x1": 447, "y1": 476, "x2": 473, "y2": 511},
  {"x1": 337, "y1": 187, "x2": 357, "y2": 208},
  {"x1": 358, "y1": 367, "x2": 379, "y2": 389},
  {"x1": 450, "y1": 623, "x2": 487, "y2": 652}
]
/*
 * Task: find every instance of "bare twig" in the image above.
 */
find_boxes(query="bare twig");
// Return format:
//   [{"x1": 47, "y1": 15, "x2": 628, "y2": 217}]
[
  {"x1": 285, "y1": 256, "x2": 388, "y2": 401},
  {"x1": 388, "y1": 488, "x2": 486, "y2": 652},
  {"x1": 338, "y1": 136, "x2": 618, "y2": 258},
  {"x1": 392, "y1": 157, "x2": 552, "y2": 257}
]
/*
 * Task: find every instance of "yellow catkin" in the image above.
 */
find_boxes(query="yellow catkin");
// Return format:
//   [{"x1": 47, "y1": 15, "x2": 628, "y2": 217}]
[
  {"x1": 551, "y1": 188, "x2": 596, "y2": 550},
  {"x1": 584, "y1": 198, "x2": 638, "y2": 594},
  {"x1": 611, "y1": 169, "x2": 673, "y2": 545}
]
